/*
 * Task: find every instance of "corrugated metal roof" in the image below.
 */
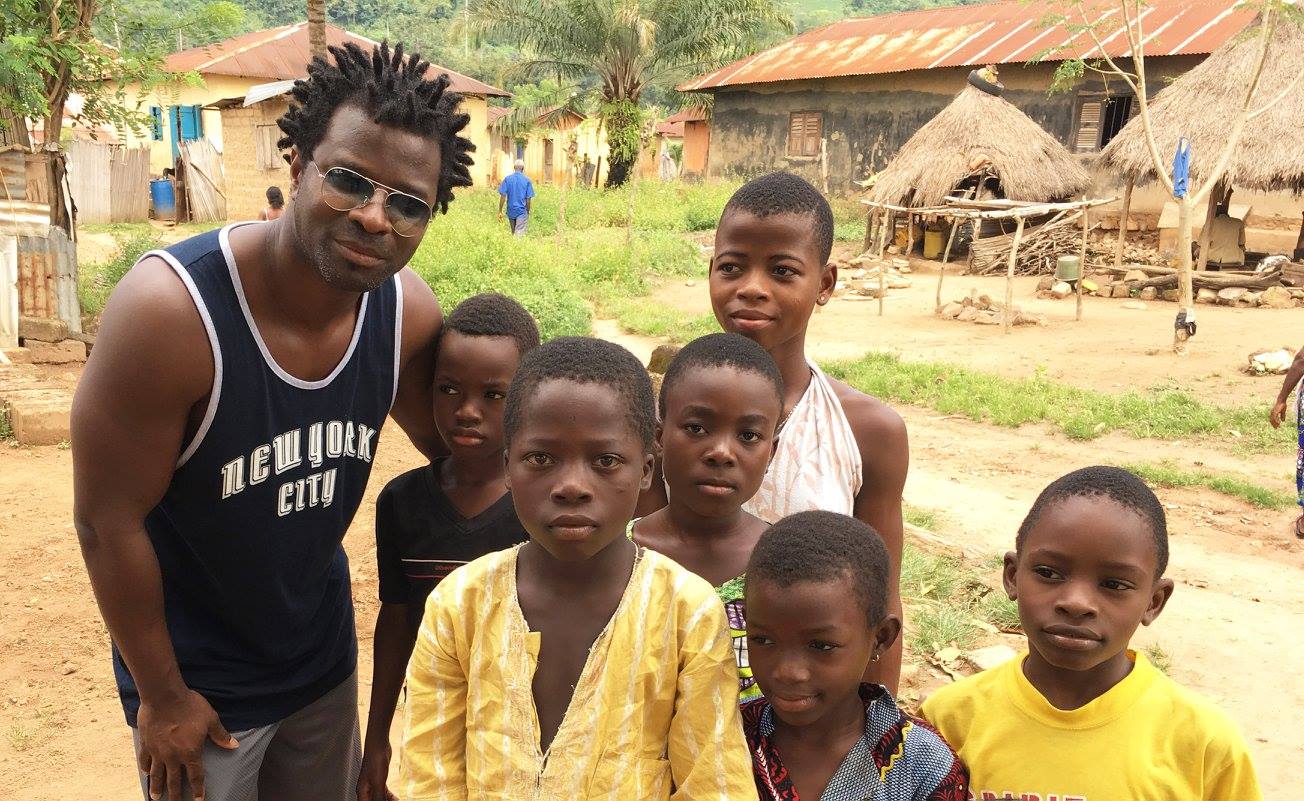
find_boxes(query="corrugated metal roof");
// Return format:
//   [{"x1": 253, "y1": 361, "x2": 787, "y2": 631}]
[
  {"x1": 166, "y1": 23, "x2": 509, "y2": 97},
  {"x1": 681, "y1": 0, "x2": 1254, "y2": 91}
]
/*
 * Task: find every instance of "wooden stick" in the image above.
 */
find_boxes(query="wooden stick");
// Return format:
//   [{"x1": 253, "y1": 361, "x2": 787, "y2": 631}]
[
  {"x1": 863, "y1": 205, "x2": 874, "y2": 253},
  {"x1": 1113, "y1": 178, "x2": 1133, "y2": 270},
  {"x1": 1078, "y1": 205, "x2": 1088, "y2": 322},
  {"x1": 877, "y1": 211, "x2": 888, "y2": 318},
  {"x1": 1004, "y1": 216, "x2": 1026, "y2": 335},
  {"x1": 905, "y1": 213, "x2": 916, "y2": 259}
]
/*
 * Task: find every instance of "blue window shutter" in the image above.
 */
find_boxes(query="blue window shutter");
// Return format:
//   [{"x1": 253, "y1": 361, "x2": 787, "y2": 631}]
[
  {"x1": 178, "y1": 105, "x2": 202, "y2": 141},
  {"x1": 149, "y1": 107, "x2": 163, "y2": 141}
]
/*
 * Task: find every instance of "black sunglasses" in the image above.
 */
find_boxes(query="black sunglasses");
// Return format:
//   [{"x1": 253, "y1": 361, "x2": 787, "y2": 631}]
[{"x1": 310, "y1": 163, "x2": 433, "y2": 237}]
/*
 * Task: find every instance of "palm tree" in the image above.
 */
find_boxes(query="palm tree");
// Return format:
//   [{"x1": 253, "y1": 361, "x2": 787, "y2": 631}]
[
  {"x1": 468, "y1": 0, "x2": 788, "y2": 187},
  {"x1": 307, "y1": 0, "x2": 327, "y2": 60}
]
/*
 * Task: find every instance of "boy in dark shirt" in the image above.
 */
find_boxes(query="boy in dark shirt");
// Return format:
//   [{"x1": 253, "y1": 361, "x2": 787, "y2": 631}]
[{"x1": 357, "y1": 292, "x2": 539, "y2": 801}]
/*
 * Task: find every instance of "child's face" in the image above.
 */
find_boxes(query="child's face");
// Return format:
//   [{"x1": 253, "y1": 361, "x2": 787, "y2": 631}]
[
  {"x1": 1004, "y1": 496, "x2": 1174, "y2": 674},
  {"x1": 710, "y1": 210, "x2": 835, "y2": 353},
  {"x1": 658, "y1": 366, "x2": 780, "y2": 518},
  {"x1": 506, "y1": 379, "x2": 653, "y2": 561},
  {"x1": 747, "y1": 574, "x2": 899, "y2": 729},
  {"x1": 432, "y1": 332, "x2": 520, "y2": 455}
]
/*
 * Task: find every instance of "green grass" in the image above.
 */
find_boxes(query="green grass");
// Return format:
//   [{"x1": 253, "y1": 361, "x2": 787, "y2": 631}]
[
  {"x1": 900, "y1": 544, "x2": 1018, "y2": 654},
  {"x1": 1143, "y1": 642, "x2": 1172, "y2": 675},
  {"x1": 78, "y1": 231, "x2": 163, "y2": 316},
  {"x1": 1125, "y1": 461, "x2": 1295, "y2": 510},
  {"x1": 0, "y1": 407, "x2": 12, "y2": 442},
  {"x1": 823, "y1": 353, "x2": 1296, "y2": 455},
  {"x1": 903, "y1": 503, "x2": 938, "y2": 531}
]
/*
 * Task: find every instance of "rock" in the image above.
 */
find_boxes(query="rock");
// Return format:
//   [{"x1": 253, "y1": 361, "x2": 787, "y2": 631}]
[
  {"x1": 1036, "y1": 276, "x2": 1056, "y2": 292},
  {"x1": 1248, "y1": 348, "x2": 1292, "y2": 375},
  {"x1": 965, "y1": 644, "x2": 1018, "y2": 672},
  {"x1": 1161, "y1": 289, "x2": 1181, "y2": 302},
  {"x1": 1259, "y1": 285, "x2": 1296, "y2": 309},
  {"x1": 1049, "y1": 281, "x2": 1073, "y2": 299},
  {"x1": 1112, "y1": 283, "x2": 1132, "y2": 298},
  {"x1": 939, "y1": 302, "x2": 963, "y2": 319},
  {"x1": 973, "y1": 312, "x2": 1002, "y2": 325},
  {"x1": 646, "y1": 344, "x2": 681, "y2": 374},
  {"x1": 1124, "y1": 269, "x2": 1149, "y2": 282},
  {"x1": 1290, "y1": 289, "x2": 1304, "y2": 300},
  {"x1": 18, "y1": 316, "x2": 69, "y2": 343},
  {"x1": 1, "y1": 348, "x2": 33, "y2": 364},
  {"x1": 8, "y1": 397, "x2": 72, "y2": 445},
  {"x1": 1122, "y1": 301, "x2": 1147, "y2": 310},
  {"x1": 1196, "y1": 287, "x2": 1219, "y2": 304},
  {"x1": 1139, "y1": 286, "x2": 1158, "y2": 301},
  {"x1": 1216, "y1": 287, "x2": 1248, "y2": 305},
  {"x1": 23, "y1": 339, "x2": 86, "y2": 364},
  {"x1": 1240, "y1": 291, "x2": 1261, "y2": 308},
  {"x1": 955, "y1": 307, "x2": 979, "y2": 322}
]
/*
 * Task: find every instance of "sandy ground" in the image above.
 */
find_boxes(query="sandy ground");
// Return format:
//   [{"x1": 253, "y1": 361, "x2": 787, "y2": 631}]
[{"x1": 2, "y1": 263, "x2": 1301, "y2": 799}]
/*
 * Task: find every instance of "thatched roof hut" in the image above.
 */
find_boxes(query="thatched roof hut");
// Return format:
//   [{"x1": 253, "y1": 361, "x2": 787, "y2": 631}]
[
  {"x1": 1099, "y1": 15, "x2": 1304, "y2": 195},
  {"x1": 867, "y1": 84, "x2": 1092, "y2": 208}
]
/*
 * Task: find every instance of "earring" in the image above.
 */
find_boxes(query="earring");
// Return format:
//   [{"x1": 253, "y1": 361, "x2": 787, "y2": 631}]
[{"x1": 872, "y1": 654, "x2": 880, "y2": 662}]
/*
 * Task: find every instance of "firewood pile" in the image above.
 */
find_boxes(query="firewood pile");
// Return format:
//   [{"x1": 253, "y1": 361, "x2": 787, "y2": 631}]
[{"x1": 968, "y1": 211, "x2": 1086, "y2": 275}]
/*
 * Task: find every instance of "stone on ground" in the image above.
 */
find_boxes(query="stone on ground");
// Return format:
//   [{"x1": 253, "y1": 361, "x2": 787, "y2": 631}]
[
  {"x1": 1124, "y1": 269, "x2": 1149, "y2": 283},
  {"x1": 1196, "y1": 287, "x2": 1219, "y2": 304},
  {"x1": 1139, "y1": 287, "x2": 1158, "y2": 301},
  {"x1": 18, "y1": 316, "x2": 69, "y2": 343},
  {"x1": 1049, "y1": 281, "x2": 1073, "y2": 299},
  {"x1": 1259, "y1": 285, "x2": 1297, "y2": 309},
  {"x1": 1217, "y1": 287, "x2": 1248, "y2": 305},
  {"x1": 966, "y1": 644, "x2": 1019, "y2": 672},
  {"x1": 23, "y1": 340, "x2": 86, "y2": 364}
]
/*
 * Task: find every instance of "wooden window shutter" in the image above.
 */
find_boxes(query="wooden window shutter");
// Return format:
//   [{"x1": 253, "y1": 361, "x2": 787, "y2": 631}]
[
  {"x1": 1075, "y1": 100, "x2": 1103, "y2": 153},
  {"x1": 788, "y1": 113, "x2": 804, "y2": 156},
  {"x1": 254, "y1": 124, "x2": 281, "y2": 170},
  {"x1": 788, "y1": 112, "x2": 823, "y2": 157}
]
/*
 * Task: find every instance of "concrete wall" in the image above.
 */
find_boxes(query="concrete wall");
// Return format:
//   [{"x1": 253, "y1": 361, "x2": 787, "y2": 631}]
[{"x1": 704, "y1": 59, "x2": 1199, "y2": 195}]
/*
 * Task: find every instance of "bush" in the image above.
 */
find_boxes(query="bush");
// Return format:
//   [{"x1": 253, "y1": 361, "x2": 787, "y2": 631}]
[{"x1": 78, "y1": 232, "x2": 162, "y2": 316}]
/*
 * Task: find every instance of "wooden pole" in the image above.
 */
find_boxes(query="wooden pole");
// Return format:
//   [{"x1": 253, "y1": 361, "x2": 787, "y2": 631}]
[
  {"x1": 1113, "y1": 178, "x2": 1133, "y2": 270},
  {"x1": 904, "y1": 213, "x2": 916, "y2": 258},
  {"x1": 1196, "y1": 180, "x2": 1227, "y2": 272},
  {"x1": 1077, "y1": 205, "x2": 1089, "y2": 322},
  {"x1": 863, "y1": 205, "x2": 874, "y2": 253},
  {"x1": 877, "y1": 211, "x2": 889, "y2": 317},
  {"x1": 1004, "y1": 216, "x2": 1026, "y2": 335}
]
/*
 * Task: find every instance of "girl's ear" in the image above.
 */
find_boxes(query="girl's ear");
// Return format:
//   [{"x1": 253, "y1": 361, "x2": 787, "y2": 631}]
[
  {"x1": 1141, "y1": 577, "x2": 1175, "y2": 626},
  {"x1": 653, "y1": 422, "x2": 665, "y2": 460},
  {"x1": 817, "y1": 262, "x2": 837, "y2": 307},
  {"x1": 871, "y1": 614, "x2": 901, "y2": 663}
]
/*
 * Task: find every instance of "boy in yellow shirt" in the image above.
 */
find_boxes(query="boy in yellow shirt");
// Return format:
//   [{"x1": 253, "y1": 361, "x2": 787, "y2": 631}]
[
  {"x1": 398, "y1": 336, "x2": 755, "y2": 800},
  {"x1": 921, "y1": 466, "x2": 1261, "y2": 801}
]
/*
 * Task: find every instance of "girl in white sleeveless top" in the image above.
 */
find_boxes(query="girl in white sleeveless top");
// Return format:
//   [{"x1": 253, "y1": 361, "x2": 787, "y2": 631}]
[{"x1": 744, "y1": 361, "x2": 863, "y2": 522}]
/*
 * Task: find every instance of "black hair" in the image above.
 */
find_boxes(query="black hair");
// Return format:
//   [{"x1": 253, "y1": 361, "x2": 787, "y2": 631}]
[
  {"x1": 747, "y1": 510, "x2": 890, "y2": 625},
  {"x1": 1017, "y1": 465, "x2": 1169, "y2": 577},
  {"x1": 722, "y1": 171, "x2": 835, "y2": 264},
  {"x1": 658, "y1": 333, "x2": 783, "y2": 419},
  {"x1": 504, "y1": 337, "x2": 656, "y2": 448},
  {"x1": 439, "y1": 292, "x2": 540, "y2": 359},
  {"x1": 266, "y1": 186, "x2": 284, "y2": 208},
  {"x1": 277, "y1": 41, "x2": 474, "y2": 214}
]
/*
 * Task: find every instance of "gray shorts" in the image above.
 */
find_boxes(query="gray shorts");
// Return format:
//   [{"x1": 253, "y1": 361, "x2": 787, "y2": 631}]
[
  {"x1": 131, "y1": 672, "x2": 360, "y2": 801},
  {"x1": 509, "y1": 213, "x2": 529, "y2": 235}
]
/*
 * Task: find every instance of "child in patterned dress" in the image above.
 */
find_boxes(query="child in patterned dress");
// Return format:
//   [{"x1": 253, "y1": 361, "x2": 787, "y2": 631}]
[
  {"x1": 630, "y1": 333, "x2": 784, "y2": 702},
  {"x1": 743, "y1": 511, "x2": 967, "y2": 800}
]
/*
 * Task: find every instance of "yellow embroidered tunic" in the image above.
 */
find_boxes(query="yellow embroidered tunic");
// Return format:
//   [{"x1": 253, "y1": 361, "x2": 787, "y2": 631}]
[{"x1": 399, "y1": 544, "x2": 758, "y2": 801}]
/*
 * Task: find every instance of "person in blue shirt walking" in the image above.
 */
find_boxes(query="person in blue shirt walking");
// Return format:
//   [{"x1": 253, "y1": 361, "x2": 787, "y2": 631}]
[{"x1": 498, "y1": 159, "x2": 535, "y2": 235}]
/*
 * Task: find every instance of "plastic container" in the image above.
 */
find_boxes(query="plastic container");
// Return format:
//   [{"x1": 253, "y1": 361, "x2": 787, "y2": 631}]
[
  {"x1": 1055, "y1": 255, "x2": 1082, "y2": 282},
  {"x1": 150, "y1": 178, "x2": 176, "y2": 220},
  {"x1": 923, "y1": 227, "x2": 946, "y2": 259}
]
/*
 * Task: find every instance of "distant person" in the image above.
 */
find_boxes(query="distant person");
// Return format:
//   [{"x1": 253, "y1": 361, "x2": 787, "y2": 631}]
[
  {"x1": 357, "y1": 293, "x2": 538, "y2": 801},
  {"x1": 259, "y1": 186, "x2": 285, "y2": 221},
  {"x1": 743, "y1": 511, "x2": 968, "y2": 800},
  {"x1": 1268, "y1": 347, "x2": 1304, "y2": 539},
  {"x1": 497, "y1": 159, "x2": 534, "y2": 236},
  {"x1": 922, "y1": 466, "x2": 1262, "y2": 801},
  {"x1": 1206, "y1": 195, "x2": 1246, "y2": 268}
]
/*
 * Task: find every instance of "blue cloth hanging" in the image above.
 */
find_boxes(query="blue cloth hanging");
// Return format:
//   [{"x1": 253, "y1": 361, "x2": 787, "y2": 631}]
[{"x1": 1172, "y1": 137, "x2": 1191, "y2": 199}]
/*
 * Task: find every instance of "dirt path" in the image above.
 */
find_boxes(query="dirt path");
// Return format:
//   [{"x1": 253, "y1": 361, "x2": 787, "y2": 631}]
[{"x1": 2, "y1": 287, "x2": 1300, "y2": 797}]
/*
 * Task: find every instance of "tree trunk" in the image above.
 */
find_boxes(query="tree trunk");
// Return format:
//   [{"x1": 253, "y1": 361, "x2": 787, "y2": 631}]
[
  {"x1": 1113, "y1": 179, "x2": 1133, "y2": 270},
  {"x1": 602, "y1": 101, "x2": 640, "y2": 189},
  {"x1": 1173, "y1": 197, "x2": 1194, "y2": 355},
  {"x1": 42, "y1": 96, "x2": 74, "y2": 236},
  {"x1": 308, "y1": 0, "x2": 328, "y2": 60}
]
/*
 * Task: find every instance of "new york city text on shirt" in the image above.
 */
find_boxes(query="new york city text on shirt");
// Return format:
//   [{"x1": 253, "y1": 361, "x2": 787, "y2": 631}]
[{"x1": 218, "y1": 420, "x2": 379, "y2": 516}]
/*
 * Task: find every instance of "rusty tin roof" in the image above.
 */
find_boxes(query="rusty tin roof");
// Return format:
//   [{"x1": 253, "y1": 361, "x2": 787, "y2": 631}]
[{"x1": 681, "y1": 0, "x2": 1254, "y2": 91}]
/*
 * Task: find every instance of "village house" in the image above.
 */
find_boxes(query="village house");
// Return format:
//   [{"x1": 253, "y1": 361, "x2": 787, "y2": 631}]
[
  {"x1": 122, "y1": 22, "x2": 507, "y2": 186},
  {"x1": 680, "y1": 0, "x2": 1254, "y2": 195}
]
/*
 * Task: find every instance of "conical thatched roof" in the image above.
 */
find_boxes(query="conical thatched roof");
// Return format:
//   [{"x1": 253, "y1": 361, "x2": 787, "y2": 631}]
[
  {"x1": 1099, "y1": 15, "x2": 1304, "y2": 195},
  {"x1": 867, "y1": 84, "x2": 1092, "y2": 208}
]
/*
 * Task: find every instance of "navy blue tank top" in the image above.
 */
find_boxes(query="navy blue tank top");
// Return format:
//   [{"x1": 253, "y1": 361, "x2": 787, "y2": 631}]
[{"x1": 113, "y1": 224, "x2": 402, "y2": 730}]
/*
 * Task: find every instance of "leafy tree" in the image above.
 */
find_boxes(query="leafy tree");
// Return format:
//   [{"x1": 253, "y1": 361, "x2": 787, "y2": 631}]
[
  {"x1": 467, "y1": 0, "x2": 790, "y2": 187},
  {"x1": 94, "y1": 0, "x2": 251, "y2": 56}
]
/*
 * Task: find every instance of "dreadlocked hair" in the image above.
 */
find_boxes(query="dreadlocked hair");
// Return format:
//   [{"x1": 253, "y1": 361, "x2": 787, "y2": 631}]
[{"x1": 277, "y1": 40, "x2": 475, "y2": 214}]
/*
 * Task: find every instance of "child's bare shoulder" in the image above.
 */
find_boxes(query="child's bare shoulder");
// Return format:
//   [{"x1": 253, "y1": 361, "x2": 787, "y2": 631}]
[{"x1": 827, "y1": 378, "x2": 908, "y2": 475}]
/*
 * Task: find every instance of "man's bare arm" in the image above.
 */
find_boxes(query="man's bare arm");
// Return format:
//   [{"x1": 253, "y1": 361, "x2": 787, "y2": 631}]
[
  {"x1": 388, "y1": 269, "x2": 445, "y2": 460},
  {"x1": 72, "y1": 256, "x2": 236, "y2": 801}
]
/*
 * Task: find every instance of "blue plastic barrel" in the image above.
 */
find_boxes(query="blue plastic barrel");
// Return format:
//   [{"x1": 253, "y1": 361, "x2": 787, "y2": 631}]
[{"x1": 150, "y1": 178, "x2": 176, "y2": 218}]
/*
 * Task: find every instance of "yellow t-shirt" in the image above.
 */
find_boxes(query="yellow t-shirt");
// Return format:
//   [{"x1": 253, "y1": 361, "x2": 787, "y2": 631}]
[
  {"x1": 919, "y1": 651, "x2": 1261, "y2": 801},
  {"x1": 399, "y1": 544, "x2": 757, "y2": 801}
]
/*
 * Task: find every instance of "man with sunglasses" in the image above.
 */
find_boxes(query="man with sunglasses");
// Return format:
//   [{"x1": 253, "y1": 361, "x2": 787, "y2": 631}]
[{"x1": 71, "y1": 42, "x2": 472, "y2": 801}]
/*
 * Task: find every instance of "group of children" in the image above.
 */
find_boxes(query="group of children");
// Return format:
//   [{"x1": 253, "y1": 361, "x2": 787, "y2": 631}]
[{"x1": 357, "y1": 172, "x2": 1262, "y2": 801}]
